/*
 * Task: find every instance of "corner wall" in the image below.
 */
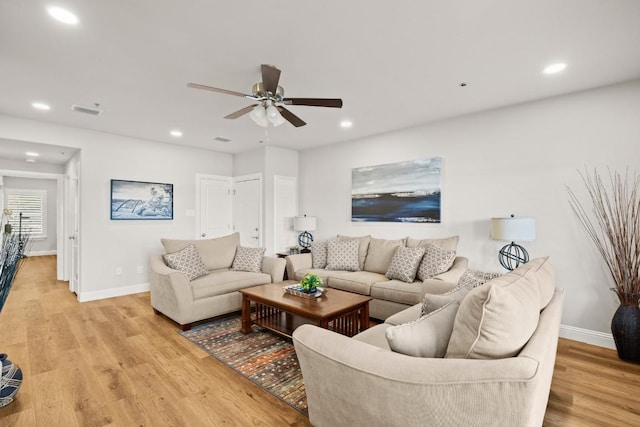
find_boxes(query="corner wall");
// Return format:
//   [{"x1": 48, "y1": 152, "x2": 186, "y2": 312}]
[
  {"x1": 0, "y1": 115, "x2": 233, "y2": 301},
  {"x1": 298, "y1": 79, "x2": 640, "y2": 346}
]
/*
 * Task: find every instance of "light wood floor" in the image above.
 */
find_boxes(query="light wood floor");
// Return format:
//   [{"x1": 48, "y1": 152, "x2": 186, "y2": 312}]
[{"x1": 1, "y1": 256, "x2": 639, "y2": 426}]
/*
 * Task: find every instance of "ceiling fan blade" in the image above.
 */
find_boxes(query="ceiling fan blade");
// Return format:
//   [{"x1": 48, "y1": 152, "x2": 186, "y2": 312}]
[
  {"x1": 278, "y1": 106, "x2": 307, "y2": 127},
  {"x1": 224, "y1": 104, "x2": 258, "y2": 119},
  {"x1": 187, "y1": 83, "x2": 249, "y2": 98},
  {"x1": 261, "y1": 64, "x2": 281, "y2": 95},
  {"x1": 282, "y1": 98, "x2": 343, "y2": 108}
]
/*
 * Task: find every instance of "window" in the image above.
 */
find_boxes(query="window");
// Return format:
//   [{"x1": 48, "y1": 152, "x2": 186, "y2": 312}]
[{"x1": 5, "y1": 189, "x2": 47, "y2": 239}]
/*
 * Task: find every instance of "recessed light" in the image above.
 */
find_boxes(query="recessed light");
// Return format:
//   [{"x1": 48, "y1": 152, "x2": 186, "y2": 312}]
[
  {"x1": 25, "y1": 158, "x2": 36, "y2": 163},
  {"x1": 170, "y1": 130, "x2": 183, "y2": 137},
  {"x1": 32, "y1": 102, "x2": 51, "y2": 111},
  {"x1": 47, "y1": 6, "x2": 79, "y2": 25},
  {"x1": 340, "y1": 120, "x2": 353, "y2": 129},
  {"x1": 543, "y1": 63, "x2": 567, "y2": 75},
  {"x1": 25, "y1": 152, "x2": 40, "y2": 157}
]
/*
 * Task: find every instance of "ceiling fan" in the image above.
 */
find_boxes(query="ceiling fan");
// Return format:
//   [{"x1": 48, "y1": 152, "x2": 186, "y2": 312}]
[{"x1": 187, "y1": 64, "x2": 342, "y2": 128}]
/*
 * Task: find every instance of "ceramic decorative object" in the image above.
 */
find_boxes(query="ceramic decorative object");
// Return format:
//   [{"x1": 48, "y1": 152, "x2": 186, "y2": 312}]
[
  {"x1": 611, "y1": 304, "x2": 640, "y2": 363},
  {"x1": 0, "y1": 353, "x2": 23, "y2": 408}
]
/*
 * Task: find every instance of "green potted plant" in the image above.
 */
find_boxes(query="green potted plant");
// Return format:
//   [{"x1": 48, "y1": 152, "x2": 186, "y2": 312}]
[
  {"x1": 299, "y1": 273, "x2": 323, "y2": 293},
  {"x1": 568, "y1": 168, "x2": 640, "y2": 364}
]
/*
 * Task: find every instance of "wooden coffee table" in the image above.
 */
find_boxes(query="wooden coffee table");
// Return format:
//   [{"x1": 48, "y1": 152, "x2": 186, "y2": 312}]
[{"x1": 240, "y1": 280, "x2": 372, "y2": 338}]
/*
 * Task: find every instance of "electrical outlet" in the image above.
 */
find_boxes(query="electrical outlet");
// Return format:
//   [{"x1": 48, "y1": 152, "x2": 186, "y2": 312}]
[
  {"x1": 115, "y1": 267, "x2": 122, "y2": 275},
  {"x1": 137, "y1": 265, "x2": 144, "y2": 274}
]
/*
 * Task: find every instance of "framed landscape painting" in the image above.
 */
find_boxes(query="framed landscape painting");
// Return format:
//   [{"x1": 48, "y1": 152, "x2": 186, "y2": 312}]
[
  {"x1": 351, "y1": 157, "x2": 441, "y2": 223},
  {"x1": 110, "y1": 179, "x2": 173, "y2": 220}
]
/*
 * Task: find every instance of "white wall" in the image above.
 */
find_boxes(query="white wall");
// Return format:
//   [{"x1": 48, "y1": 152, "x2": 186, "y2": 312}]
[
  {"x1": 3, "y1": 176, "x2": 58, "y2": 254},
  {"x1": 0, "y1": 115, "x2": 233, "y2": 301},
  {"x1": 298, "y1": 79, "x2": 640, "y2": 344}
]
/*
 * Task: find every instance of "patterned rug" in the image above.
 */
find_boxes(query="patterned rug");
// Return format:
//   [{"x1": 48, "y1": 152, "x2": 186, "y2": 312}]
[{"x1": 179, "y1": 315, "x2": 307, "y2": 415}]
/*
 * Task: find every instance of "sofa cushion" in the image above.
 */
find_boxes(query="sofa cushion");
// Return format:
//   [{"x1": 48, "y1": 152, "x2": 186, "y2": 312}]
[
  {"x1": 370, "y1": 279, "x2": 424, "y2": 305},
  {"x1": 458, "y1": 269, "x2": 502, "y2": 288},
  {"x1": 416, "y1": 244, "x2": 456, "y2": 281},
  {"x1": 326, "y1": 239, "x2": 360, "y2": 271},
  {"x1": 503, "y1": 257, "x2": 556, "y2": 309},
  {"x1": 385, "y1": 246, "x2": 426, "y2": 283},
  {"x1": 163, "y1": 244, "x2": 209, "y2": 281},
  {"x1": 352, "y1": 324, "x2": 392, "y2": 350},
  {"x1": 363, "y1": 238, "x2": 405, "y2": 274},
  {"x1": 445, "y1": 269, "x2": 542, "y2": 359},
  {"x1": 231, "y1": 246, "x2": 266, "y2": 273},
  {"x1": 311, "y1": 240, "x2": 328, "y2": 269},
  {"x1": 420, "y1": 283, "x2": 473, "y2": 316},
  {"x1": 190, "y1": 270, "x2": 272, "y2": 300},
  {"x1": 406, "y1": 235, "x2": 459, "y2": 252},
  {"x1": 386, "y1": 300, "x2": 460, "y2": 358},
  {"x1": 327, "y1": 271, "x2": 388, "y2": 296},
  {"x1": 337, "y1": 235, "x2": 371, "y2": 270},
  {"x1": 161, "y1": 232, "x2": 240, "y2": 271}
]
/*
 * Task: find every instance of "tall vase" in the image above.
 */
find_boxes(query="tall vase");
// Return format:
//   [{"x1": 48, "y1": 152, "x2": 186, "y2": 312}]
[
  {"x1": 611, "y1": 305, "x2": 640, "y2": 364},
  {"x1": 0, "y1": 353, "x2": 23, "y2": 407}
]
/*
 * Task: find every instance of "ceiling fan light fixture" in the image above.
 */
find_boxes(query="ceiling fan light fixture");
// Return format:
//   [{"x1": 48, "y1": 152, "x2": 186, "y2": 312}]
[
  {"x1": 266, "y1": 104, "x2": 285, "y2": 127},
  {"x1": 250, "y1": 105, "x2": 269, "y2": 127}
]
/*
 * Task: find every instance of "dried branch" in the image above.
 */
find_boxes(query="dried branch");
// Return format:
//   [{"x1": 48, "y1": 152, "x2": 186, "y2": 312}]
[{"x1": 568, "y1": 168, "x2": 640, "y2": 305}]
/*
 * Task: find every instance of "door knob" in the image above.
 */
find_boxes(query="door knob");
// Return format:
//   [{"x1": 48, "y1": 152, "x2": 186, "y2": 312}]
[
  {"x1": 201, "y1": 233, "x2": 206, "y2": 238},
  {"x1": 68, "y1": 236, "x2": 75, "y2": 240}
]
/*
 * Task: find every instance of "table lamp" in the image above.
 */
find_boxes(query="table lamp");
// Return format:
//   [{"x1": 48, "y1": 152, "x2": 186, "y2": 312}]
[
  {"x1": 294, "y1": 215, "x2": 316, "y2": 253},
  {"x1": 490, "y1": 215, "x2": 536, "y2": 271}
]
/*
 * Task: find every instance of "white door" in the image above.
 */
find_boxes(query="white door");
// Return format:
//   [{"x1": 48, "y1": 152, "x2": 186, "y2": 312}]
[
  {"x1": 233, "y1": 174, "x2": 262, "y2": 247},
  {"x1": 197, "y1": 175, "x2": 232, "y2": 239}
]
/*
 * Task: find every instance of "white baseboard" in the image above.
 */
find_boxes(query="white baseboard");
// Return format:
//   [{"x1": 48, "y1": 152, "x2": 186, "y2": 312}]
[
  {"x1": 560, "y1": 324, "x2": 616, "y2": 349},
  {"x1": 27, "y1": 250, "x2": 57, "y2": 257},
  {"x1": 78, "y1": 282, "x2": 150, "y2": 302}
]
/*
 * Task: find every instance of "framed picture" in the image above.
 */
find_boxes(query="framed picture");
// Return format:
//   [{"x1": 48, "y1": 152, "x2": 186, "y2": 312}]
[
  {"x1": 110, "y1": 180, "x2": 173, "y2": 220},
  {"x1": 351, "y1": 157, "x2": 441, "y2": 223}
]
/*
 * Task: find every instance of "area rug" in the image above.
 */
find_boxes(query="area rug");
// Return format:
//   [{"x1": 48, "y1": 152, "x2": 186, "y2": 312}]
[{"x1": 179, "y1": 315, "x2": 307, "y2": 415}]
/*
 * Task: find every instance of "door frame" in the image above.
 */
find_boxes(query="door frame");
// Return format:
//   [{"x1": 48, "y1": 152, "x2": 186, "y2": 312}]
[
  {"x1": 233, "y1": 173, "x2": 263, "y2": 247},
  {"x1": 0, "y1": 168, "x2": 65, "y2": 280}
]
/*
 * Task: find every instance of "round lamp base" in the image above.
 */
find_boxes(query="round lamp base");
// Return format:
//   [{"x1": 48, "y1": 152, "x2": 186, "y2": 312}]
[{"x1": 498, "y1": 242, "x2": 529, "y2": 271}]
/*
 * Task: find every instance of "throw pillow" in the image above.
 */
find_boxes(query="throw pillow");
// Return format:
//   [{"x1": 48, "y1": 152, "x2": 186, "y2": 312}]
[
  {"x1": 385, "y1": 300, "x2": 460, "y2": 358},
  {"x1": 161, "y1": 232, "x2": 240, "y2": 271},
  {"x1": 311, "y1": 240, "x2": 328, "y2": 269},
  {"x1": 416, "y1": 243, "x2": 456, "y2": 281},
  {"x1": 457, "y1": 269, "x2": 502, "y2": 288},
  {"x1": 445, "y1": 274, "x2": 541, "y2": 359},
  {"x1": 385, "y1": 246, "x2": 426, "y2": 283},
  {"x1": 231, "y1": 246, "x2": 266, "y2": 273},
  {"x1": 326, "y1": 239, "x2": 360, "y2": 271},
  {"x1": 420, "y1": 284, "x2": 472, "y2": 316},
  {"x1": 337, "y1": 235, "x2": 371, "y2": 270},
  {"x1": 163, "y1": 244, "x2": 209, "y2": 281}
]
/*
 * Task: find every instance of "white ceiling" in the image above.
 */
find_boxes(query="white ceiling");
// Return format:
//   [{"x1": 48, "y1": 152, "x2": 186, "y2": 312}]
[{"x1": 1, "y1": 0, "x2": 639, "y2": 161}]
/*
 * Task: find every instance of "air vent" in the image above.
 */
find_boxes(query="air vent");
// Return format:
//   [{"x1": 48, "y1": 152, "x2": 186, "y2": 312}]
[
  {"x1": 213, "y1": 136, "x2": 231, "y2": 142},
  {"x1": 71, "y1": 104, "x2": 103, "y2": 115}
]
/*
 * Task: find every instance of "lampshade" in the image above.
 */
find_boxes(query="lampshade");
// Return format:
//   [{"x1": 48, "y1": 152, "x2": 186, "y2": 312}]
[
  {"x1": 294, "y1": 216, "x2": 316, "y2": 232},
  {"x1": 491, "y1": 216, "x2": 536, "y2": 242}
]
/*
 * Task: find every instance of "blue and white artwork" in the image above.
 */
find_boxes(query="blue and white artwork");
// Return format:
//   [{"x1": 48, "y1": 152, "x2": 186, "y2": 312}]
[
  {"x1": 352, "y1": 158, "x2": 441, "y2": 223},
  {"x1": 110, "y1": 180, "x2": 173, "y2": 220}
]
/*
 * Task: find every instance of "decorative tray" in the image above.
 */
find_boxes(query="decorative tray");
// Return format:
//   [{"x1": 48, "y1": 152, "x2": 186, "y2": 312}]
[{"x1": 283, "y1": 284, "x2": 327, "y2": 299}]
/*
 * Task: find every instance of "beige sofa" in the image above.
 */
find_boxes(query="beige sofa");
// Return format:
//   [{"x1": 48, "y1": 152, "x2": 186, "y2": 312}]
[
  {"x1": 149, "y1": 232, "x2": 285, "y2": 330},
  {"x1": 286, "y1": 235, "x2": 468, "y2": 319},
  {"x1": 293, "y1": 257, "x2": 563, "y2": 427}
]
